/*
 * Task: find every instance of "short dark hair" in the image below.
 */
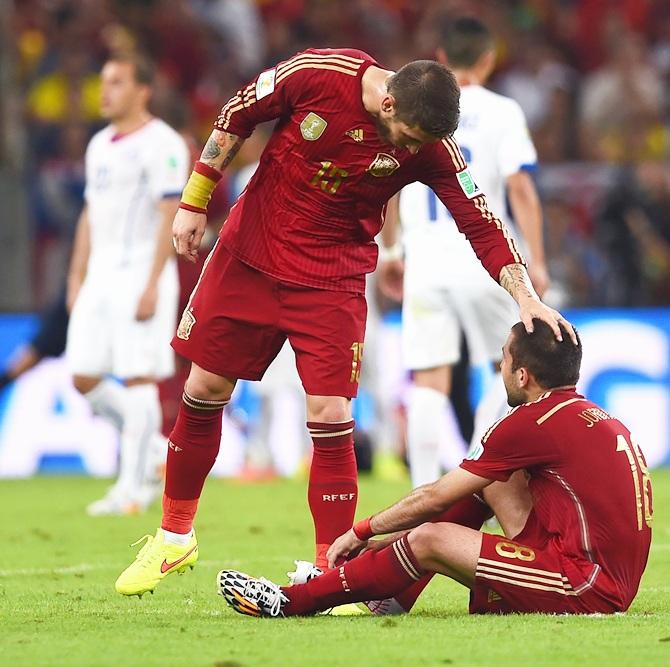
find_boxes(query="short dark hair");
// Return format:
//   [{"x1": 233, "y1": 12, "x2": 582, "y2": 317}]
[
  {"x1": 106, "y1": 51, "x2": 155, "y2": 86},
  {"x1": 387, "y1": 60, "x2": 460, "y2": 137},
  {"x1": 509, "y1": 319, "x2": 582, "y2": 389},
  {"x1": 441, "y1": 16, "x2": 494, "y2": 69}
]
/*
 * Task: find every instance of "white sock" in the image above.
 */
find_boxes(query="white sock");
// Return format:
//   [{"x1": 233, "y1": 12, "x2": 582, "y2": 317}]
[
  {"x1": 470, "y1": 372, "x2": 510, "y2": 452},
  {"x1": 85, "y1": 378, "x2": 127, "y2": 430},
  {"x1": 162, "y1": 528, "x2": 192, "y2": 545},
  {"x1": 126, "y1": 383, "x2": 164, "y2": 506},
  {"x1": 406, "y1": 385, "x2": 448, "y2": 488},
  {"x1": 85, "y1": 379, "x2": 138, "y2": 499},
  {"x1": 84, "y1": 380, "x2": 156, "y2": 503},
  {"x1": 438, "y1": 400, "x2": 469, "y2": 471}
]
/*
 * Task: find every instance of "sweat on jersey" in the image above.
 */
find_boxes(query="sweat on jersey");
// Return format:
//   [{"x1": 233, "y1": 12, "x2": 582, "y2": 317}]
[{"x1": 214, "y1": 48, "x2": 524, "y2": 294}]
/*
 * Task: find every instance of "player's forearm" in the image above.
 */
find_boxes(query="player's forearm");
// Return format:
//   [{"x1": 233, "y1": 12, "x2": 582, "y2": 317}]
[
  {"x1": 68, "y1": 208, "x2": 90, "y2": 286},
  {"x1": 380, "y1": 192, "x2": 401, "y2": 250},
  {"x1": 200, "y1": 130, "x2": 244, "y2": 173},
  {"x1": 499, "y1": 263, "x2": 540, "y2": 304},
  {"x1": 178, "y1": 130, "x2": 244, "y2": 216},
  {"x1": 369, "y1": 483, "x2": 448, "y2": 535},
  {"x1": 147, "y1": 199, "x2": 179, "y2": 286},
  {"x1": 507, "y1": 173, "x2": 545, "y2": 265},
  {"x1": 363, "y1": 469, "x2": 492, "y2": 538}
]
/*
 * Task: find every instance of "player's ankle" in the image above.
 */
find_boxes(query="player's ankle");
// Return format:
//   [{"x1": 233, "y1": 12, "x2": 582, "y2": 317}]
[{"x1": 162, "y1": 528, "x2": 193, "y2": 545}]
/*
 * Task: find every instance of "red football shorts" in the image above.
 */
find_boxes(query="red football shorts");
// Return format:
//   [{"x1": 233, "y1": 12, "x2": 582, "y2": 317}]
[
  {"x1": 470, "y1": 532, "x2": 621, "y2": 615},
  {"x1": 172, "y1": 242, "x2": 367, "y2": 398}
]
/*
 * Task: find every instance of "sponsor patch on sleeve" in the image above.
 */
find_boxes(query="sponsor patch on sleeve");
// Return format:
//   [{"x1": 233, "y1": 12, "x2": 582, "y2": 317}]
[
  {"x1": 466, "y1": 441, "x2": 484, "y2": 461},
  {"x1": 456, "y1": 168, "x2": 482, "y2": 199},
  {"x1": 256, "y1": 68, "x2": 276, "y2": 100}
]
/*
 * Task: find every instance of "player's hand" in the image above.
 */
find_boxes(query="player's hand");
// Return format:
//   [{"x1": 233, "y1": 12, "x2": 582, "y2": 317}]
[
  {"x1": 172, "y1": 207, "x2": 207, "y2": 263},
  {"x1": 136, "y1": 283, "x2": 158, "y2": 321},
  {"x1": 518, "y1": 296, "x2": 578, "y2": 345},
  {"x1": 377, "y1": 258, "x2": 404, "y2": 302},
  {"x1": 327, "y1": 528, "x2": 367, "y2": 569},
  {"x1": 528, "y1": 261, "x2": 551, "y2": 298}
]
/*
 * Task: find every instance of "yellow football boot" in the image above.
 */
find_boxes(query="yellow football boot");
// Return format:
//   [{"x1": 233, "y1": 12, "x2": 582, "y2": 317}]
[{"x1": 115, "y1": 528, "x2": 198, "y2": 596}]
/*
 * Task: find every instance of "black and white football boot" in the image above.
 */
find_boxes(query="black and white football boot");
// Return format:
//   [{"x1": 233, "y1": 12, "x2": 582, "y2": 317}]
[{"x1": 217, "y1": 569, "x2": 288, "y2": 618}]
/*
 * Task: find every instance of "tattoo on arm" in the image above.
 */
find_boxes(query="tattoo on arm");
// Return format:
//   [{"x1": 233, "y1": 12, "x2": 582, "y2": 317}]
[
  {"x1": 200, "y1": 131, "x2": 244, "y2": 171},
  {"x1": 499, "y1": 263, "x2": 538, "y2": 302},
  {"x1": 221, "y1": 137, "x2": 243, "y2": 168},
  {"x1": 201, "y1": 137, "x2": 222, "y2": 160}
]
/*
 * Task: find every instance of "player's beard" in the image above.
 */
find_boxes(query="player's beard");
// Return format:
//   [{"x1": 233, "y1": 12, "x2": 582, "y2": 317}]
[
  {"x1": 504, "y1": 379, "x2": 526, "y2": 407},
  {"x1": 374, "y1": 115, "x2": 393, "y2": 145}
]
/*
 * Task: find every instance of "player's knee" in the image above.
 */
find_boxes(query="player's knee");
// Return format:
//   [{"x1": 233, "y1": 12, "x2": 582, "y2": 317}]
[
  {"x1": 412, "y1": 366, "x2": 451, "y2": 395},
  {"x1": 306, "y1": 395, "x2": 351, "y2": 423},
  {"x1": 184, "y1": 366, "x2": 235, "y2": 402},
  {"x1": 408, "y1": 522, "x2": 455, "y2": 564}
]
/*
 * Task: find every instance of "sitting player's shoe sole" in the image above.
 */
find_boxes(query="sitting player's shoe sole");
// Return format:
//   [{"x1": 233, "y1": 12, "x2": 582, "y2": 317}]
[
  {"x1": 218, "y1": 569, "x2": 288, "y2": 617},
  {"x1": 115, "y1": 528, "x2": 198, "y2": 597}
]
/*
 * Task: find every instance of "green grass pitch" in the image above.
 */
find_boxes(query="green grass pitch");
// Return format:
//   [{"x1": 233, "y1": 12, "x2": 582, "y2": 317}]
[{"x1": 1, "y1": 471, "x2": 668, "y2": 667}]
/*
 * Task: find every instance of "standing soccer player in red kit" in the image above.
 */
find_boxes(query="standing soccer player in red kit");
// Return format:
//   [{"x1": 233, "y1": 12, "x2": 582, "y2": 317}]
[
  {"x1": 220, "y1": 320, "x2": 652, "y2": 617},
  {"x1": 116, "y1": 49, "x2": 576, "y2": 597}
]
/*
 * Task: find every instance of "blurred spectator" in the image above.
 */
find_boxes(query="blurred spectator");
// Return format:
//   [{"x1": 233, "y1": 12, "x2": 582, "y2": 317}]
[
  {"x1": 543, "y1": 197, "x2": 608, "y2": 308},
  {"x1": 191, "y1": 0, "x2": 266, "y2": 77},
  {"x1": 25, "y1": 47, "x2": 102, "y2": 158},
  {"x1": 579, "y1": 29, "x2": 668, "y2": 162},
  {"x1": 31, "y1": 122, "x2": 87, "y2": 306},
  {"x1": 595, "y1": 162, "x2": 670, "y2": 305},
  {"x1": 496, "y1": 35, "x2": 577, "y2": 162}
]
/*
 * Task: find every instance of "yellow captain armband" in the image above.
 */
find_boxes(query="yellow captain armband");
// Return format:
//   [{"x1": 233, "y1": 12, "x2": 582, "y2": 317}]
[{"x1": 179, "y1": 161, "x2": 222, "y2": 214}]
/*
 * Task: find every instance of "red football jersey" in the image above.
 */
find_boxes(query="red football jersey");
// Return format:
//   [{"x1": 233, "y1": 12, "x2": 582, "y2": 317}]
[
  {"x1": 461, "y1": 388, "x2": 653, "y2": 610},
  {"x1": 214, "y1": 48, "x2": 523, "y2": 293}
]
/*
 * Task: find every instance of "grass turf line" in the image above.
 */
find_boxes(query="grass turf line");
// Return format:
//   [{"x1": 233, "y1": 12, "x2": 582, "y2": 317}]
[{"x1": 0, "y1": 471, "x2": 668, "y2": 667}]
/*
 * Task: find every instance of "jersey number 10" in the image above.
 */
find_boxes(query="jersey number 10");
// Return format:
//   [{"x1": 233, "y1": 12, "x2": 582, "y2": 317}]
[{"x1": 310, "y1": 161, "x2": 348, "y2": 195}]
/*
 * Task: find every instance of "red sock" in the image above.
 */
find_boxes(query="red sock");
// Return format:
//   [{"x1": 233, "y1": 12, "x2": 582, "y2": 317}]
[
  {"x1": 161, "y1": 392, "x2": 227, "y2": 534},
  {"x1": 394, "y1": 494, "x2": 493, "y2": 612},
  {"x1": 282, "y1": 535, "x2": 424, "y2": 616},
  {"x1": 307, "y1": 420, "x2": 358, "y2": 568}
]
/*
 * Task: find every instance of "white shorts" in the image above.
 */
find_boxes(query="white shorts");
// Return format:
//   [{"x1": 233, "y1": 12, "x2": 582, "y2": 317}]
[
  {"x1": 401, "y1": 249, "x2": 517, "y2": 371},
  {"x1": 66, "y1": 260, "x2": 178, "y2": 380}
]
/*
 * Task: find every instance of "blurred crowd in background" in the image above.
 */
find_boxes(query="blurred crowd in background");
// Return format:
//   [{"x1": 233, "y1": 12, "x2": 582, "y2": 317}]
[{"x1": 5, "y1": 0, "x2": 670, "y2": 309}]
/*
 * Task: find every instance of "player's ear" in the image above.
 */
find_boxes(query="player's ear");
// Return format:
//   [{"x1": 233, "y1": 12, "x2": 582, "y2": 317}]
[
  {"x1": 517, "y1": 366, "x2": 530, "y2": 389},
  {"x1": 381, "y1": 93, "x2": 395, "y2": 115}
]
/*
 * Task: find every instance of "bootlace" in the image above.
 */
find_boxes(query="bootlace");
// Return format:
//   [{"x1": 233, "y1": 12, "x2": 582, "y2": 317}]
[
  {"x1": 130, "y1": 534, "x2": 155, "y2": 563},
  {"x1": 244, "y1": 577, "x2": 287, "y2": 617}
]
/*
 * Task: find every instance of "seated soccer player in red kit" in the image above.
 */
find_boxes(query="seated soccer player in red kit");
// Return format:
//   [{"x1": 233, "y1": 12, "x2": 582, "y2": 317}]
[
  {"x1": 115, "y1": 47, "x2": 576, "y2": 597},
  {"x1": 219, "y1": 319, "x2": 653, "y2": 617}
]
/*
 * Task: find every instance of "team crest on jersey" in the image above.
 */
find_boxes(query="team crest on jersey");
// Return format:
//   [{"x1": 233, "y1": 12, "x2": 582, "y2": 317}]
[
  {"x1": 300, "y1": 113, "x2": 328, "y2": 141},
  {"x1": 367, "y1": 152, "x2": 400, "y2": 177},
  {"x1": 176, "y1": 307, "x2": 196, "y2": 340},
  {"x1": 345, "y1": 128, "x2": 364, "y2": 143}
]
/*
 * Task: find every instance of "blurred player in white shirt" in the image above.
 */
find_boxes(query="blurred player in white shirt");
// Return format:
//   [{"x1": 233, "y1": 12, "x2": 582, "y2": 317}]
[
  {"x1": 379, "y1": 17, "x2": 549, "y2": 487},
  {"x1": 66, "y1": 53, "x2": 189, "y2": 514}
]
